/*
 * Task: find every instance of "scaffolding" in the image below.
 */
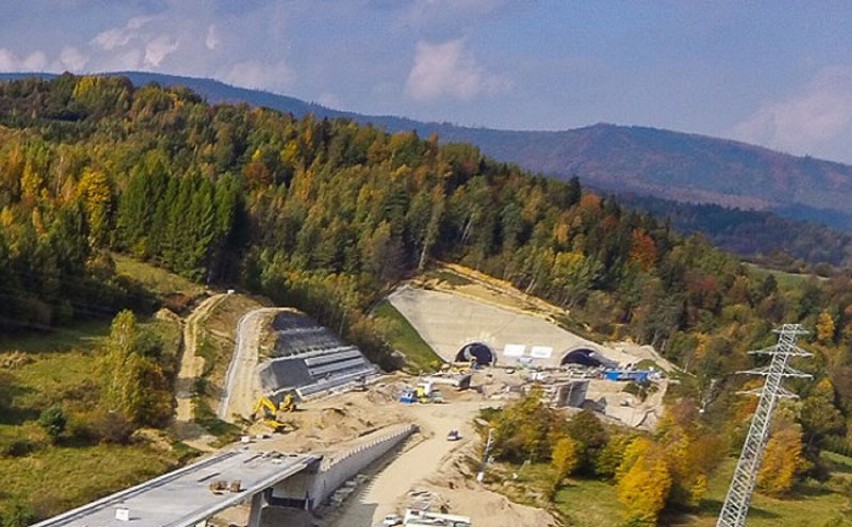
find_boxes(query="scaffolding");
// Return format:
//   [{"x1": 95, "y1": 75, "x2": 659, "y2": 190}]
[{"x1": 716, "y1": 324, "x2": 812, "y2": 527}]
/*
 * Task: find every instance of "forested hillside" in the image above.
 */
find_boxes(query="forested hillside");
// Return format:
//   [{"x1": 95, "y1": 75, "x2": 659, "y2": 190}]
[
  {"x1": 0, "y1": 74, "x2": 849, "y2": 461},
  {"x1": 616, "y1": 193, "x2": 852, "y2": 269}
]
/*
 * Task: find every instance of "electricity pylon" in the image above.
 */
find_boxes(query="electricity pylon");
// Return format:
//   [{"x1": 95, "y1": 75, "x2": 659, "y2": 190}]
[{"x1": 716, "y1": 324, "x2": 812, "y2": 527}]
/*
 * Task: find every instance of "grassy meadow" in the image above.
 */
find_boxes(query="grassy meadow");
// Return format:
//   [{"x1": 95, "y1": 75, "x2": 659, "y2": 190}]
[
  {"x1": 0, "y1": 315, "x2": 184, "y2": 521},
  {"x1": 491, "y1": 452, "x2": 852, "y2": 527},
  {"x1": 372, "y1": 299, "x2": 443, "y2": 373}
]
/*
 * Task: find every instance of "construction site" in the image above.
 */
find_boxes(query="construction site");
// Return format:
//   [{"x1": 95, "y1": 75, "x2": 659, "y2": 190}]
[
  {"x1": 212, "y1": 268, "x2": 673, "y2": 526},
  {"x1": 35, "y1": 266, "x2": 676, "y2": 527}
]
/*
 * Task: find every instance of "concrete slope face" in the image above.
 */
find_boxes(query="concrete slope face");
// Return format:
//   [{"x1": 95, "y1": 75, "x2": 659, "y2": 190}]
[
  {"x1": 258, "y1": 311, "x2": 378, "y2": 398},
  {"x1": 388, "y1": 286, "x2": 633, "y2": 368}
]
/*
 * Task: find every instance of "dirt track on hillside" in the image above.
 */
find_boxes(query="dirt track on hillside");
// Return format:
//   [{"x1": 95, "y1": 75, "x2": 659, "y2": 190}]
[{"x1": 174, "y1": 293, "x2": 227, "y2": 423}]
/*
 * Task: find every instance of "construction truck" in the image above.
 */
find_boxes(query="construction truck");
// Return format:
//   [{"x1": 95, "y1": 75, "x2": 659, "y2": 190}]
[{"x1": 252, "y1": 393, "x2": 297, "y2": 432}]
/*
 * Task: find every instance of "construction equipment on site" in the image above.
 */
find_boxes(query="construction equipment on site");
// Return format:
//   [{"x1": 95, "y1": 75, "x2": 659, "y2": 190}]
[
  {"x1": 415, "y1": 381, "x2": 444, "y2": 403},
  {"x1": 252, "y1": 392, "x2": 297, "y2": 432},
  {"x1": 399, "y1": 388, "x2": 418, "y2": 404},
  {"x1": 716, "y1": 324, "x2": 812, "y2": 527},
  {"x1": 398, "y1": 381, "x2": 444, "y2": 404}
]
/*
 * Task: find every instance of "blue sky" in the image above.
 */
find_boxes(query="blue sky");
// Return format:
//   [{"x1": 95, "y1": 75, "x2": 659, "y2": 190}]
[{"x1": 2, "y1": 1, "x2": 852, "y2": 163}]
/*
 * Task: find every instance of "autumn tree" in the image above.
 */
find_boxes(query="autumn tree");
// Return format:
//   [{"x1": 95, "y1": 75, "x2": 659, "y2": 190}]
[
  {"x1": 816, "y1": 310, "x2": 836, "y2": 343},
  {"x1": 757, "y1": 412, "x2": 806, "y2": 496},
  {"x1": 799, "y1": 378, "x2": 846, "y2": 452},
  {"x1": 100, "y1": 310, "x2": 173, "y2": 428},
  {"x1": 491, "y1": 387, "x2": 565, "y2": 463},
  {"x1": 548, "y1": 436, "x2": 580, "y2": 498},
  {"x1": 655, "y1": 400, "x2": 722, "y2": 508},
  {"x1": 617, "y1": 437, "x2": 672, "y2": 526},
  {"x1": 76, "y1": 168, "x2": 112, "y2": 246},
  {"x1": 566, "y1": 408, "x2": 608, "y2": 475}
]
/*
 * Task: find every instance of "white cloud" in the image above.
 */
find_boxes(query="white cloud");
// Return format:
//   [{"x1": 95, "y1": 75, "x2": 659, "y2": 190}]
[
  {"x1": 205, "y1": 25, "x2": 219, "y2": 50},
  {"x1": 0, "y1": 48, "x2": 48, "y2": 71},
  {"x1": 225, "y1": 59, "x2": 296, "y2": 92},
  {"x1": 0, "y1": 49, "x2": 17, "y2": 71},
  {"x1": 733, "y1": 66, "x2": 852, "y2": 156},
  {"x1": 405, "y1": 39, "x2": 506, "y2": 101},
  {"x1": 144, "y1": 35, "x2": 179, "y2": 67},
  {"x1": 92, "y1": 16, "x2": 153, "y2": 50},
  {"x1": 72, "y1": 6, "x2": 297, "y2": 92},
  {"x1": 22, "y1": 51, "x2": 47, "y2": 70},
  {"x1": 58, "y1": 46, "x2": 88, "y2": 71}
]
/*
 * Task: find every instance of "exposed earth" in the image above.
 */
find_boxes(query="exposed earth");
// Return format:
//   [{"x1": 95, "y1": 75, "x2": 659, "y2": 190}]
[{"x1": 170, "y1": 264, "x2": 672, "y2": 526}]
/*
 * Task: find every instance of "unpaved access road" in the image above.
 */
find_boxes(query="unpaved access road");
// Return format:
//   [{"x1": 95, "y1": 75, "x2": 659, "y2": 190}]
[
  {"x1": 217, "y1": 307, "x2": 287, "y2": 421},
  {"x1": 325, "y1": 398, "x2": 557, "y2": 527},
  {"x1": 174, "y1": 293, "x2": 227, "y2": 423},
  {"x1": 327, "y1": 402, "x2": 481, "y2": 527}
]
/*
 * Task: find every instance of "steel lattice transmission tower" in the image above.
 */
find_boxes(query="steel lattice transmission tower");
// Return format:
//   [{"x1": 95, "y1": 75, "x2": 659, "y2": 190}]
[{"x1": 716, "y1": 324, "x2": 812, "y2": 527}]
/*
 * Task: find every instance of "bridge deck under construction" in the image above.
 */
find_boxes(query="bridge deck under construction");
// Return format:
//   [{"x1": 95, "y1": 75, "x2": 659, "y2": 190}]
[{"x1": 32, "y1": 450, "x2": 321, "y2": 527}]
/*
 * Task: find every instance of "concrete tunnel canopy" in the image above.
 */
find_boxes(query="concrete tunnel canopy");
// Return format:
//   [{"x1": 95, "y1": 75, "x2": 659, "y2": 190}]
[
  {"x1": 387, "y1": 287, "x2": 637, "y2": 369},
  {"x1": 455, "y1": 342, "x2": 495, "y2": 366}
]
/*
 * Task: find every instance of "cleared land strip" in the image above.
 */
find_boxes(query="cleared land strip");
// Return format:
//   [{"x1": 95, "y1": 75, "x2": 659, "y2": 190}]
[{"x1": 174, "y1": 293, "x2": 227, "y2": 423}]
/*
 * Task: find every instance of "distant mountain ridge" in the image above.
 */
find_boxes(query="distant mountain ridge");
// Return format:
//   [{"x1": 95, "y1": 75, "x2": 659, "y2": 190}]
[{"x1": 2, "y1": 71, "x2": 851, "y2": 231}]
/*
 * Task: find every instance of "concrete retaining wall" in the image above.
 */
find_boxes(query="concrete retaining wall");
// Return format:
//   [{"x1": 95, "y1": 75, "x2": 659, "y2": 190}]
[{"x1": 311, "y1": 423, "x2": 417, "y2": 506}]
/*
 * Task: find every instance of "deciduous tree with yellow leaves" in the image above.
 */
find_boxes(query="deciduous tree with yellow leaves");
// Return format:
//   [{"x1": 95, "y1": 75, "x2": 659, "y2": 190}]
[
  {"x1": 617, "y1": 437, "x2": 672, "y2": 526},
  {"x1": 757, "y1": 411, "x2": 806, "y2": 496}
]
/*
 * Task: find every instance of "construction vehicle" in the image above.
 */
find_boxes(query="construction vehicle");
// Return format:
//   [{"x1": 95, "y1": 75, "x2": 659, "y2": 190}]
[
  {"x1": 399, "y1": 382, "x2": 444, "y2": 404},
  {"x1": 252, "y1": 393, "x2": 297, "y2": 432},
  {"x1": 415, "y1": 381, "x2": 445, "y2": 403},
  {"x1": 399, "y1": 388, "x2": 418, "y2": 404}
]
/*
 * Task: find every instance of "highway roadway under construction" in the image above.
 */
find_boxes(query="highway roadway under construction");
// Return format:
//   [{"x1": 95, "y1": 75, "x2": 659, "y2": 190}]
[{"x1": 31, "y1": 450, "x2": 321, "y2": 527}]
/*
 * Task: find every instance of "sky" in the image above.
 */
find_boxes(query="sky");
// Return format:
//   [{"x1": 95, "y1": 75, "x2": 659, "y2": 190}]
[{"x1": 2, "y1": 1, "x2": 852, "y2": 163}]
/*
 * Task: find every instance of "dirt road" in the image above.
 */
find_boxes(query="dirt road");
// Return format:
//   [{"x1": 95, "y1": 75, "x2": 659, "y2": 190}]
[
  {"x1": 328, "y1": 402, "x2": 480, "y2": 526},
  {"x1": 321, "y1": 395, "x2": 557, "y2": 527},
  {"x1": 174, "y1": 293, "x2": 227, "y2": 423},
  {"x1": 217, "y1": 307, "x2": 286, "y2": 421}
]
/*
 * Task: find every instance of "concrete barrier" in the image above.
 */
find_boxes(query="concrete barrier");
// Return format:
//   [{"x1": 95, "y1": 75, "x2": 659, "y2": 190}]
[
  {"x1": 269, "y1": 424, "x2": 416, "y2": 510},
  {"x1": 312, "y1": 424, "x2": 417, "y2": 506}
]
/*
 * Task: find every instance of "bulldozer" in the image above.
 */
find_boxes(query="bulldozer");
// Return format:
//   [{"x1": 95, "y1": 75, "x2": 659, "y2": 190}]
[{"x1": 252, "y1": 392, "x2": 297, "y2": 433}]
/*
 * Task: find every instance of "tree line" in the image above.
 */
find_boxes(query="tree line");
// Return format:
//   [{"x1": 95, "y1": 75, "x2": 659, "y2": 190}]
[{"x1": 0, "y1": 74, "x2": 848, "y2": 460}]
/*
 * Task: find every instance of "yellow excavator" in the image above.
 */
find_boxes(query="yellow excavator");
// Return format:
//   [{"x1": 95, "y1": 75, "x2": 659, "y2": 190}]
[{"x1": 252, "y1": 393, "x2": 297, "y2": 433}]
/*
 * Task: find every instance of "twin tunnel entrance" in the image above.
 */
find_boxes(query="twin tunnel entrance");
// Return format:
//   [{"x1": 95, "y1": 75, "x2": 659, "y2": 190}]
[{"x1": 454, "y1": 343, "x2": 607, "y2": 368}]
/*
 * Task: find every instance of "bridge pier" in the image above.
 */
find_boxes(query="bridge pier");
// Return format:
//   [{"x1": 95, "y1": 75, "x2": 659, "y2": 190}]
[{"x1": 248, "y1": 492, "x2": 266, "y2": 527}]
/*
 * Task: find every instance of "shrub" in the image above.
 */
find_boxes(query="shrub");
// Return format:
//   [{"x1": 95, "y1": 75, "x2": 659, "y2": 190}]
[
  {"x1": 0, "y1": 436, "x2": 37, "y2": 457},
  {"x1": 92, "y1": 411, "x2": 135, "y2": 445},
  {"x1": 2, "y1": 498, "x2": 34, "y2": 527},
  {"x1": 38, "y1": 405, "x2": 67, "y2": 442}
]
